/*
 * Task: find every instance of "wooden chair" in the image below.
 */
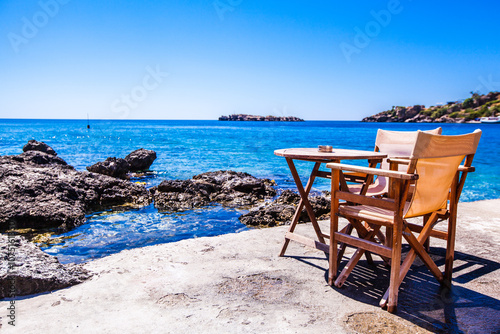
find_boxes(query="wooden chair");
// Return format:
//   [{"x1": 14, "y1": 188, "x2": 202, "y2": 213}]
[
  {"x1": 346, "y1": 127, "x2": 442, "y2": 197},
  {"x1": 345, "y1": 128, "x2": 443, "y2": 258},
  {"x1": 327, "y1": 129, "x2": 482, "y2": 313}
]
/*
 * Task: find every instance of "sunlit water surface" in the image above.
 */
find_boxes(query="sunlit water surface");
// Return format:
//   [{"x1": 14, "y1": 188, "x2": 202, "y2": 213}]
[{"x1": 1, "y1": 120, "x2": 497, "y2": 263}]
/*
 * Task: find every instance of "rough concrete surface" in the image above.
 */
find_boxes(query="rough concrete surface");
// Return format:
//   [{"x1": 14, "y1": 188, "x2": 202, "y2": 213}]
[{"x1": 1, "y1": 199, "x2": 499, "y2": 333}]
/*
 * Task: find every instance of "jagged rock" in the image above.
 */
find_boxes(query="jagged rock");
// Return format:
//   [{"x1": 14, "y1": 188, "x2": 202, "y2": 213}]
[
  {"x1": 124, "y1": 148, "x2": 157, "y2": 172},
  {"x1": 0, "y1": 148, "x2": 151, "y2": 232},
  {"x1": 22, "y1": 140, "x2": 57, "y2": 156},
  {"x1": 152, "y1": 170, "x2": 276, "y2": 212},
  {"x1": 403, "y1": 105, "x2": 423, "y2": 119},
  {"x1": 152, "y1": 180, "x2": 212, "y2": 211},
  {"x1": 86, "y1": 157, "x2": 130, "y2": 179},
  {"x1": 238, "y1": 190, "x2": 330, "y2": 228},
  {"x1": 0, "y1": 234, "x2": 92, "y2": 299},
  {"x1": 87, "y1": 149, "x2": 157, "y2": 178},
  {"x1": 12, "y1": 150, "x2": 69, "y2": 166}
]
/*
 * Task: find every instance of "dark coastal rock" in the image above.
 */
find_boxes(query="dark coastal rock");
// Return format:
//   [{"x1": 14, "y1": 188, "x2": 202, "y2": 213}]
[
  {"x1": 219, "y1": 114, "x2": 304, "y2": 122},
  {"x1": 239, "y1": 190, "x2": 330, "y2": 228},
  {"x1": 0, "y1": 152, "x2": 151, "y2": 232},
  {"x1": 86, "y1": 149, "x2": 157, "y2": 178},
  {"x1": 0, "y1": 234, "x2": 91, "y2": 299},
  {"x1": 152, "y1": 170, "x2": 276, "y2": 212},
  {"x1": 125, "y1": 148, "x2": 157, "y2": 172},
  {"x1": 12, "y1": 150, "x2": 69, "y2": 166},
  {"x1": 153, "y1": 180, "x2": 212, "y2": 211},
  {"x1": 22, "y1": 140, "x2": 57, "y2": 156},
  {"x1": 86, "y1": 157, "x2": 130, "y2": 179}
]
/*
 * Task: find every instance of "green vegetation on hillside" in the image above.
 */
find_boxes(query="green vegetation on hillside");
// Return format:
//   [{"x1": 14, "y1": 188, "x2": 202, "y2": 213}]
[{"x1": 362, "y1": 91, "x2": 500, "y2": 123}]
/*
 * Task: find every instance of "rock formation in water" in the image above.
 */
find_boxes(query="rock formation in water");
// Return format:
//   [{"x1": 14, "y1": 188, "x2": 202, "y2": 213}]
[
  {"x1": 0, "y1": 234, "x2": 92, "y2": 299},
  {"x1": 86, "y1": 157, "x2": 131, "y2": 179},
  {"x1": 219, "y1": 114, "x2": 304, "y2": 122},
  {"x1": 125, "y1": 148, "x2": 157, "y2": 172},
  {"x1": 151, "y1": 170, "x2": 277, "y2": 212},
  {"x1": 87, "y1": 148, "x2": 157, "y2": 179},
  {"x1": 239, "y1": 190, "x2": 330, "y2": 228},
  {"x1": 0, "y1": 141, "x2": 151, "y2": 232}
]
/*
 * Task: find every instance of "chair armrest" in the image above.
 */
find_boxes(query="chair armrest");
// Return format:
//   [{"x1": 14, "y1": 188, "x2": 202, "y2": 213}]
[
  {"x1": 458, "y1": 165, "x2": 475, "y2": 172},
  {"x1": 387, "y1": 158, "x2": 411, "y2": 165},
  {"x1": 326, "y1": 163, "x2": 418, "y2": 180}
]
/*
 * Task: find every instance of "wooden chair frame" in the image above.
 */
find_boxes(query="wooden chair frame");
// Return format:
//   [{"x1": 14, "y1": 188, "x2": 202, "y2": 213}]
[{"x1": 327, "y1": 141, "x2": 478, "y2": 313}]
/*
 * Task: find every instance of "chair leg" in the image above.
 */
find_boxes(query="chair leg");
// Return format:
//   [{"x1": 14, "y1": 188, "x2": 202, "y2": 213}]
[
  {"x1": 444, "y1": 217, "x2": 456, "y2": 284},
  {"x1": 363, "y1": 222, "x2": 374, "y2": 265},
  {"x1": 334, "y1": 225, "x2": 382, "y2": 288},
  {"x1": 336, "y1": 224, "x2": 353, "y2": 268},
  {"x1": 445, "y1": 175, "x2": 459, "y2": 284},
  {"x1": 384, "y1": 226, "x2": 393, "y2": 267},
  {"x1": 423, "y1": 214, "x2": 431, "y2": 252},
  {"x1": 329, "y1": 169, "x2": 340, "y2": 285},
  {"x1": 380, "y1": 213, "x2": 440, "y2": 308},
  {"x1": 403, "y1": 226, "x2": 444, "y2": 283},
  {"x1": 387, "y1": 217, "x2": 403, "y2": 313}
]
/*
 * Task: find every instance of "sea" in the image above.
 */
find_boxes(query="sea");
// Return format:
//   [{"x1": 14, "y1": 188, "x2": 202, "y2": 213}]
[{"x1": 1, "y1": 119, "x2": 498, "y2": 264}]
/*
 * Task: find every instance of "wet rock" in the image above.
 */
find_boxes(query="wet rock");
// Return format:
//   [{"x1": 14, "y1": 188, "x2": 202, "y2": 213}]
[
  {"x1": 86, "y1": 157, "x2": 130, "y2": 179},
  {"x1": 152, "y1": 170, "x2": 276, "y2": 212},
  {"x1": 22, "y1": 140, "x2": 57, "y2": 156},
  {"x1": 153, "y1": 180, "x2": 212, "y2": 211},
  {"x1": 125, "y1": 148, "x2": 157, "y2": 172},
  {"x1": 0, "y1": 234, "x2": 92, "y2": 299},
  {"x1": 0, "y1": 151, "x2": 151, "y2": 232},
  {"x1": 239, "y1": 190, "x2": 330, "y2": 228}
]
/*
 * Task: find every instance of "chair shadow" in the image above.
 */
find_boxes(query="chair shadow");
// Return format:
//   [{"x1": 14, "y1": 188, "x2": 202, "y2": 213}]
[{"x1": 317, "y1": 246, "x2": 500, "y2": 333}]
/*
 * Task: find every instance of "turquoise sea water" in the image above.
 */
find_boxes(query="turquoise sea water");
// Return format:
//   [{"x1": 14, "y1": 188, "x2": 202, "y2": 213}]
[{"x1": 1, "y1": 119, "x2": 498, "y2": 263}]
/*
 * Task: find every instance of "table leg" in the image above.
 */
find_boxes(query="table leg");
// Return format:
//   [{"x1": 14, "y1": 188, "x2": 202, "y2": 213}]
[{"x1": 279, "y1": 159, "x2": 325, "y2": 257}]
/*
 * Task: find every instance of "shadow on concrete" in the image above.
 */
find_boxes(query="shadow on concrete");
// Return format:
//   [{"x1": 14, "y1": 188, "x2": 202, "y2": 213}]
[{"x1": 301, "y1": 246, "x2": 500, "y2": 333}]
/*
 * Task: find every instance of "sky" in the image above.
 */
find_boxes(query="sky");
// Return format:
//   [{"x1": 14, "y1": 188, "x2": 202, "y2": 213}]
[{"x1": 0, "y1": 0, "x2": 499, "y2": 120}]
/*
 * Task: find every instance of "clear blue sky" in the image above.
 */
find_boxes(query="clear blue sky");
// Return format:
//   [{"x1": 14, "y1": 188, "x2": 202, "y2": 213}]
[{"x1": 1, "y1": 0, "x2": 499, "y2": 120}]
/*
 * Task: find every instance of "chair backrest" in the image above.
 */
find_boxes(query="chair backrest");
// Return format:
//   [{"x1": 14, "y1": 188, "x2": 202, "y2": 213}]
[
  {"x1": 372, "y1": 128, "x2": 442, "y2": 193},
  {"x1": 404, "y1": 130, "x2": 482, "y2": 218},
  {"x1": 375, "y1": 127, "x2": 442, "y2": 163}
]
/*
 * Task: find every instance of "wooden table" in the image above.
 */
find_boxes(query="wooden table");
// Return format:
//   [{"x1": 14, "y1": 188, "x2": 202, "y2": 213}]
[{"x1": 274, "y1": 148, "x2": 387, "y2": 256}]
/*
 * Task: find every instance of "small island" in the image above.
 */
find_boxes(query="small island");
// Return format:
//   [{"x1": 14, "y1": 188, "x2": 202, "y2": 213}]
[
  {"x1": 219, "y1": 114, "x2": 304, "y2": 122},
  {"x1": 362, "y1": 91, "x2": 500, "y2": 123}
]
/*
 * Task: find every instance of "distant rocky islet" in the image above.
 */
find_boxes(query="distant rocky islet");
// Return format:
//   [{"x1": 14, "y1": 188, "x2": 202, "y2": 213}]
[{"x1": 219, "y1": 114, "x2": 304, "y2": 122}]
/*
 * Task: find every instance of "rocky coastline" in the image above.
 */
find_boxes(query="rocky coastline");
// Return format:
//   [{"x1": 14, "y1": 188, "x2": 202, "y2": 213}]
[
  {"x1": 0, "y1": 143, "x2": 152, "y2": 232},
  {"x1": 219, "y1": 114, "x2": 304, "y2": 122},
  {"x1": 362, "y1": 91, "x2": 500, "y2": 123},
  {"x1": 0, "y1": 141, "x2": 155, "y2": 298},
  {"x1": 0, "y1": 140, "x2": 327, "y2": 298}
]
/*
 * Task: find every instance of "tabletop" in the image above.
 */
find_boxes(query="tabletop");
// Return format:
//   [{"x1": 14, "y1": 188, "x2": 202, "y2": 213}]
[{"x1": 274, "y1": 148, "x2": 387, "y2": 162}]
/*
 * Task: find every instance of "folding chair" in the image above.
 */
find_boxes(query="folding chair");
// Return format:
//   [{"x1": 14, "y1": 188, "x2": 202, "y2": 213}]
[
  {"x1": 327, "y1": 129, "x2": 482, "y2": 313},
  {"x1": 345, "y1": 128, "x2": 443, "y2": 258},
  {"x1": 346, "y1": 127, "x2": 442, "y2": 197}
]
